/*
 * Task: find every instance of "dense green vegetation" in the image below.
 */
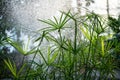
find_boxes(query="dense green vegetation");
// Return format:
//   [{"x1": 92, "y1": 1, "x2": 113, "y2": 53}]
[
  {"x1": 1, "y1": 10, "x2": 120, "y2": 80},
  {"x1": 108, "y1": 16, "x2": 120, "y2": 68}
]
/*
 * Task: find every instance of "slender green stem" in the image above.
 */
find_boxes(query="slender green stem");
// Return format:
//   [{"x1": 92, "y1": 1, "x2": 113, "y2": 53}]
[
  {"x1": 74, "y1": 20, "x2": 77, "y2": 55},
  {"x1": 24, "y1": 32, "x2": 44, "y2": 79},
  {"x1": 73, "y1": 19, "x2": 77, "y2": 80}
]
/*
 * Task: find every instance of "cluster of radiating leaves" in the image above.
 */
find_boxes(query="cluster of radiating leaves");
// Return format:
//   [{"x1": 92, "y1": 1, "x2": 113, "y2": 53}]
[
  {"x1": 3, "y1": 11, "x2": 118, "y2": 80},
  {"x1": 4, "y1": 59, "x2": 26, "y2": 79}
]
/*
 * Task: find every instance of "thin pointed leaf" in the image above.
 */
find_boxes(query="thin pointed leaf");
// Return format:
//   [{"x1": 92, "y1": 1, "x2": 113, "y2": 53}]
[
  {"x1": 4, "y1": 59, "x2": 17, "y2": 77},
  {"x1": 59, "y1": 12, "x2": 64, "y2": 25},
  {"x1": 38, "y1": 49, "x2": 48, "y2": 65},
  {"x1": 47, "y1": 46, "x2": 51, "y2": 64},
  {"x1": 50, "y1": 51, "x2": 58, "y2": 64},
  {"x1": 101, "y1": 38, "x2": 105, "y2": 57},
  {"x1": 80, "y1": 26, "x2": 90, "y2": 40},
  {"x1": 48, "y1": 19, "x2": 58, "y2": 28},
  {"x1": 53, "y1": 16, "x2": 58, "y2": 25},
  {"x1": 26, "y1": 47, "x2": 36, "y2": 55},
  {"x1": 7, "y1": 39, "x2": 26, "y2": 55},
  {"x1": 38, "y1": 19, "x2": 55, "y2": 27},
  {"x1": 18, "y1": 63, "x2": 26, "y2": 76}
]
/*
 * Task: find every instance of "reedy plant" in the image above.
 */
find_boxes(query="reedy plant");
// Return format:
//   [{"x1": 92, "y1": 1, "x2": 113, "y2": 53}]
[
  {"x1": 3, "y1": 11, "x2": 118, "y2": 80},
  {"x1": 23, "y1": 11, "x2": 117, "y2": 80},
  {"x1": 3, "y1": 37, "x2": 36, "y2": 79},
  {"x1": 4, "y1": 59, "x2": 26, "y2": 79},
  {"x1": 32, "y1": 11, "x2": 117, "y2": 80},
  {"x1": 79, "y1": 13, "x2": 117, "y2": 79}
]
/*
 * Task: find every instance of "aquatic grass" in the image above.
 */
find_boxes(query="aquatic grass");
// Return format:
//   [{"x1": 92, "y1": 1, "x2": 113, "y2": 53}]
[
  {"x1": 4, "y1": 58, "x2": 26, "y2": 79},
  {"x1": 75, "y1": 12, "x2": 117, "y2": 79},
  {"x1": 25, "y1": 11, "x2": 117, "y2": 79},
  {"x1": 3, "y1": 11, "x2": 119, "y2": 80}
]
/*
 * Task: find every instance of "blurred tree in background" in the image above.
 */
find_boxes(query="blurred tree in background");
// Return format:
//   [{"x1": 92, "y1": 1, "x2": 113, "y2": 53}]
[
  {"x1": 0, "y1": 0, "x2": 23, "y2": 78},
  {"x1": 0, "y1": 0, "x2": 11, "y2": 78}
]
